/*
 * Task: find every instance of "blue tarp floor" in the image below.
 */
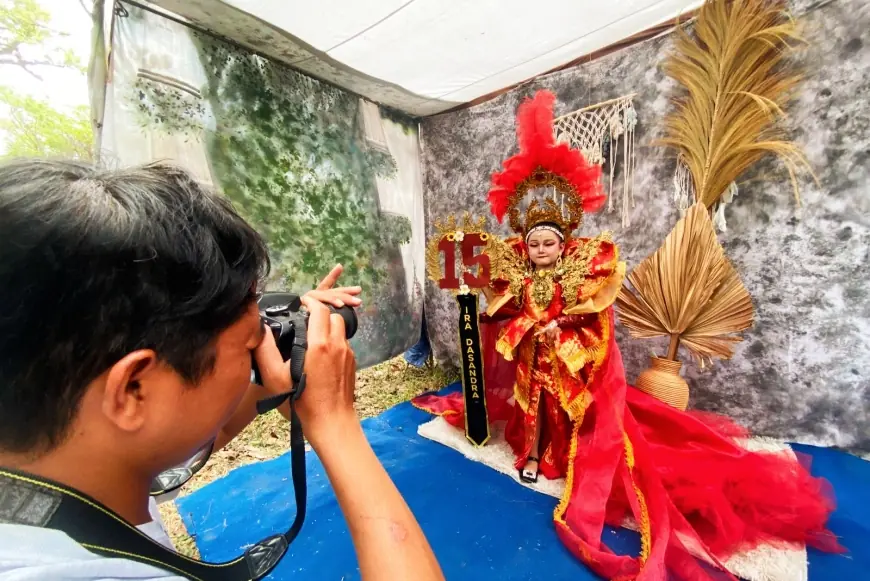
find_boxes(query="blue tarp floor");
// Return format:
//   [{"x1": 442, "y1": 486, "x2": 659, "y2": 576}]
[{"x1": 178, "y1": 384, "x2": 870, "y2": 580}]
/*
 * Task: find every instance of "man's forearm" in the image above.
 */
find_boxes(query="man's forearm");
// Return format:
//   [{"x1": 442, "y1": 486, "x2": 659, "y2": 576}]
[{"x1": 311, "y1": 419, "x2": 444, "y2": 581}]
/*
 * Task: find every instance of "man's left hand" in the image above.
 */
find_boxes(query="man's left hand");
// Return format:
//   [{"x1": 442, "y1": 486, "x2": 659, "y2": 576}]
[{"x1": 305, "y1": 264, "x2": 362, "y2": 309}]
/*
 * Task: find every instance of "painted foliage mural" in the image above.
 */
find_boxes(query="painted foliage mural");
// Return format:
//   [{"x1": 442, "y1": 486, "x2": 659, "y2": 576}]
[
  {"x1": 102, "y1": 7, "x2": 425, "y2": 367},
  {"x1": 421, "y1": 0, "x2": 870, "y2": 451}
]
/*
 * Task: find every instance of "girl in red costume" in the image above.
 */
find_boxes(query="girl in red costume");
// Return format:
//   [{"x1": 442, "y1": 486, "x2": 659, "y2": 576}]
[{"x1": 414, "y1": 90, "x2": 842, "y2": 580}]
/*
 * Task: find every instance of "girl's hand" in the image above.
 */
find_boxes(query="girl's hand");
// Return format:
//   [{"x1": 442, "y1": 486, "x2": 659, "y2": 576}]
[{"x1": 535, "y1": 320, "x2": 560, "y2": 342}]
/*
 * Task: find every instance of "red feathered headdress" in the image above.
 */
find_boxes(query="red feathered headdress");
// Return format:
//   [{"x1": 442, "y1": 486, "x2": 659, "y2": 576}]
[{"x1": 487, "y1": 91, "x2": 604, "y2": 237}]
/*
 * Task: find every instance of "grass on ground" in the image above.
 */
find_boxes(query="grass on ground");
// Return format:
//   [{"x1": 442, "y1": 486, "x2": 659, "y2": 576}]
[{"x1": 158, "y1": 356, "x2": 459, "y2": 558}]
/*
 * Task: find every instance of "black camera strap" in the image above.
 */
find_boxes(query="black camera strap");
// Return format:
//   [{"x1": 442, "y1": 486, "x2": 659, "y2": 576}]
[{"x1": 0, "y1": 367, "x2": 310, "y2": 581}]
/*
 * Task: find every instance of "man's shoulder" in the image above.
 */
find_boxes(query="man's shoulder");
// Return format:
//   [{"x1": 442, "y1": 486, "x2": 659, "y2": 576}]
[{"x1": 0, "y1": 523, "x2": 187, "y2": 580}]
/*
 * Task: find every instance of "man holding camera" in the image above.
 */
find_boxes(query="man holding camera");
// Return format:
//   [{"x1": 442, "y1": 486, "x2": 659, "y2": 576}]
[{"x1": 0, "y1": 159, "x2": 444, "y2": 581}]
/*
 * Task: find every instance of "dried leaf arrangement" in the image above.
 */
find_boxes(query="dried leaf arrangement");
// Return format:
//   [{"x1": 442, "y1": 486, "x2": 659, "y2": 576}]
[
  {"x1": 659, "y1": 0, "x2": 814, "y2": 225},
  {"x1": 615, "y1": 203, "x2": 754, "y2": 409}
]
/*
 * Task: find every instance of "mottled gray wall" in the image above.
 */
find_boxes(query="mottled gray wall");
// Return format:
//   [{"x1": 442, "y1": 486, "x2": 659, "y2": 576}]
[{"x1": 421, "y1": 0, "x2": 870, "y2": 451}]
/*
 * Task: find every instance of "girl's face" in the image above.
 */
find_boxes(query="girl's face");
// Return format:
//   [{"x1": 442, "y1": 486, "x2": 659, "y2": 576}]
[{"x1": 527, "y1": 230, "x2": 564, "y2": 268}]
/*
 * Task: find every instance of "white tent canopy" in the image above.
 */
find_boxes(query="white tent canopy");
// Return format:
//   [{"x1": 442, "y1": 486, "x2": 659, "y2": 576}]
[{"x1": 148, "y1": 0, "x2": 702, "y2": 116}]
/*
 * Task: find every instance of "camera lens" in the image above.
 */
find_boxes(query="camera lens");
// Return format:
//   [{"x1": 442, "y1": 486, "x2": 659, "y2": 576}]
[{"x1": 327, "y1": 304, "x2": 358, "y2": 339}]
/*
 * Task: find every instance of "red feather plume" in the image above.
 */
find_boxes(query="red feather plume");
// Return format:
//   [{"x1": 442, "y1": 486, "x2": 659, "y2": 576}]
[{"x1": 487, "y1": 90, "x2": 605, "y2": 225}]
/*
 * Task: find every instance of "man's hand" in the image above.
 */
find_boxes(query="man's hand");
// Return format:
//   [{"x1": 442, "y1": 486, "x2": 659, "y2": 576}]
[
  {"x1": 299, "y1": 264, "x2": 359, "y2": 440},
  {"x1": 305, "y1": 264, "x2": 362, "y2": 309},
  {"x1": 294, "y1": 293, "x2": 357, "y2": 442}
]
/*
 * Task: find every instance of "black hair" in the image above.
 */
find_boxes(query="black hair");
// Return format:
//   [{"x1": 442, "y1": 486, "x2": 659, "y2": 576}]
[{"x1": 0, "y1": 159, "x2": 270, "y2": 453}]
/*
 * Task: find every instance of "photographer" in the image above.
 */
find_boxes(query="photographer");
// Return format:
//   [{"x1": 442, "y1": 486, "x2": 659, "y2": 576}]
[{"x1": 0, "y1": 159, "x2": 444, "y2": 581}]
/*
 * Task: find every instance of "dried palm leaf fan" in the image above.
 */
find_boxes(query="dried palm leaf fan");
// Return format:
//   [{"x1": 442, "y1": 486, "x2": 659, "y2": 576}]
[
  {"x1": 616, "y1": 203, "x2": 754, "y2": 409},
  {"x1": 659, "y1": 0, "x2": 813, "y2": 221}
]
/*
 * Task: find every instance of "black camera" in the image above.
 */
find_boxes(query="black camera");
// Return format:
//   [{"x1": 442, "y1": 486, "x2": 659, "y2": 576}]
[{"x1": 251, "y1": 292, "x2": 358, "y2": 386}]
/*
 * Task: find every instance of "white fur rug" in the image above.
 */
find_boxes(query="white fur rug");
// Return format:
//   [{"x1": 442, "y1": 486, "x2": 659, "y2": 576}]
[{"x1": 418, "y1": 417, "x2": 807, "y2": 581}]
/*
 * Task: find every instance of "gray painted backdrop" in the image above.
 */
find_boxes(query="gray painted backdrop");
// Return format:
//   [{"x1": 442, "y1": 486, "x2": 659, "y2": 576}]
[{"x1": 420, "y1": 0, "x2": 869, "y2": 452}]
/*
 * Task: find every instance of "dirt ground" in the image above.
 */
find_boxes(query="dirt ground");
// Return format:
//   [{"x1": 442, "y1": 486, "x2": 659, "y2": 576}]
[{"x1": 158, "y1": 356, "x2": 459, "y2": 558}]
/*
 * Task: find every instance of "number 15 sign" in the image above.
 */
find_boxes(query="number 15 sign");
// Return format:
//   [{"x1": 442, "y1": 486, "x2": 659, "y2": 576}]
[
  {"x1": 424, "y1": 213, "x2": 493, "y2": 446},
  {"x1": 425, "y1": 214, "x2": 492, "y2": 294}
]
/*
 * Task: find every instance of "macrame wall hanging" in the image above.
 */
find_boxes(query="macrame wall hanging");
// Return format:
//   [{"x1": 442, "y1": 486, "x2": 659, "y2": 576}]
[
  {"x1": 673, "y1": 157, "x2": 741, "y2": 233},
  {"x1": 674, "y1": 160, "x2": 739, "y2": 233},
  {"x1": 552, "y1": 93, "x2": 638, "y2": 228}
]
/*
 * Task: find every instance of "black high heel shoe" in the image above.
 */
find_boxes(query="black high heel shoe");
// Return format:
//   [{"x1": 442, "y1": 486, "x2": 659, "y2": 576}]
[{"x1": 519, "y1": 456, "x2": 540, "y2": 483}]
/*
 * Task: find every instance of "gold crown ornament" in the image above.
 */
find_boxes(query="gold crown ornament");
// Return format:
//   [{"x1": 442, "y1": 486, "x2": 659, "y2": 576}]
[
  {"x1": 513, "y1": 194, "x2": 579, "y2": 246},
  {"x1": 487, "y1": 91, "x2": 605, "y2": 242}
]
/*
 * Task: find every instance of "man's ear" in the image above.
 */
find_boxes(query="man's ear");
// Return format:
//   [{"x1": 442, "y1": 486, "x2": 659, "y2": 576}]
[{"x1": 101, "y1": 350, "x2": 160, "y2": 432}]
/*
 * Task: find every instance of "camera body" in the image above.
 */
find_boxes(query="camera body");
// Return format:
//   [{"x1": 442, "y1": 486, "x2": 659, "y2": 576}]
[{"x1": 252, "y1": 292, "x2": 358, "y2": 385}]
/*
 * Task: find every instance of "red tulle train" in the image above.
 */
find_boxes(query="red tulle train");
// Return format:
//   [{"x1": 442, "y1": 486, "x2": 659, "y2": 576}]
[{"x1": 413, "y1": 317, "x2": 842, "y2": 580}]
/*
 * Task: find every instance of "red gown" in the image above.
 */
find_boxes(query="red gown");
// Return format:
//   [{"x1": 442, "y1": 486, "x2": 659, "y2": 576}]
[{"x1": 414, "y1": 237, "x2": 842, "y2": 581}]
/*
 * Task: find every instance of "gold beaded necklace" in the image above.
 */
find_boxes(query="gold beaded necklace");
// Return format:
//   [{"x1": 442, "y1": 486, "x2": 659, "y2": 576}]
[{"x1": 529, "y1": 261, "x2": 565, "y2": 309}]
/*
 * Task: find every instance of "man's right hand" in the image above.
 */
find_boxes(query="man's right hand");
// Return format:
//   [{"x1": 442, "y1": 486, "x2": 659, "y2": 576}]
[{"x1": 295, "y1": 294, "x2": 358, "y2": 443}]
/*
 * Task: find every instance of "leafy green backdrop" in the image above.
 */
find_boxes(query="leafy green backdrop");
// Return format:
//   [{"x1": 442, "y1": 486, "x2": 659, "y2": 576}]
[{"x1": 125, "y1": 14, "x2": 421, "y2": 366}]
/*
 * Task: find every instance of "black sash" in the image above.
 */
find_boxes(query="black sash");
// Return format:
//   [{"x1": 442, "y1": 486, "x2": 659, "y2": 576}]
[{"x1": 456, "y1": 293, "x2": 490, "y2": 446}]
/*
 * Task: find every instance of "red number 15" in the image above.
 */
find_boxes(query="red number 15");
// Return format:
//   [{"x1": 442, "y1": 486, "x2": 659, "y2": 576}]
[{"x1": 438, "y1": 234, "x2": 491, "y2": 290}]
